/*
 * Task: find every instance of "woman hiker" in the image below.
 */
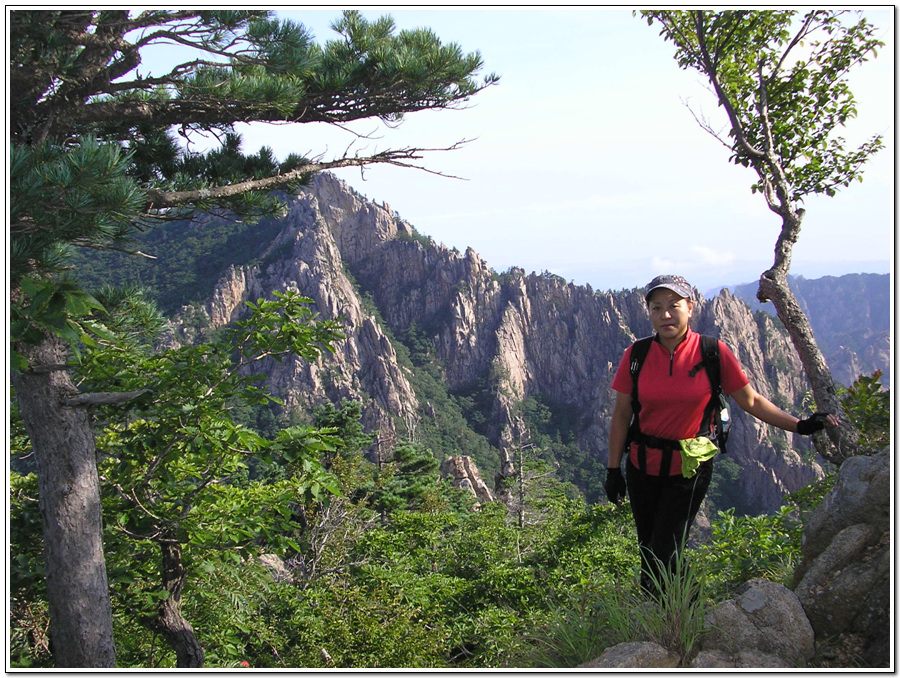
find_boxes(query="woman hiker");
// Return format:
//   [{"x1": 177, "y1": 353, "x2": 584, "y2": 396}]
[{"x1": 605, "y1": 274, "x2": 838, "y2": 595}]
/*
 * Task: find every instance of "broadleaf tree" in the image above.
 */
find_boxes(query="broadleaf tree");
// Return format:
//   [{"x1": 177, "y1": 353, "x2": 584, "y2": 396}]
[
  {"x1": 86, "y1": 290, "x2": 344, "y2": 667},
  {"x1": 639, "y1": 9, "x2": 884, "y2": 464},
  {"x1": 9, "y1": 9, "x2": 496, "y2": 667}
]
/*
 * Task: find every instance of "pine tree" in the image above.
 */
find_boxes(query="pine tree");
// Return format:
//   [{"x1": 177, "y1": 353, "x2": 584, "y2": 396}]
[{"x1": 9, "y1": 9, "x2": 496, "y2": 667}]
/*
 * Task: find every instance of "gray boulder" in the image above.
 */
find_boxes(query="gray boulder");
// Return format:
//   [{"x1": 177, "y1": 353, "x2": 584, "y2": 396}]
[
  {"x1": 691, "y1": 648, "x2": 791, "y2": 668},
  {"x1": 798, "y1": 449, "x2": 890, "y2": 559},
  {"x1": 578, "y1": 641, "x2": 679, "y2": 669},
  {"x1": 581, "y1": 580, "x2": 812, "y2": 669},
  {"x1": 699, "y1": 578, "x2": 815, "y2": 666},
  {"x1": 793, "y1": 448, "x2": 890, "y2": 667}
]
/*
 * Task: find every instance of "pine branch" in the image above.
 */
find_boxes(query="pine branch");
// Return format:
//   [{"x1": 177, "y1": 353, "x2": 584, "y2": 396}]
[{"x1": 143, "y1": 143, "x2": 470, "y2": 211}]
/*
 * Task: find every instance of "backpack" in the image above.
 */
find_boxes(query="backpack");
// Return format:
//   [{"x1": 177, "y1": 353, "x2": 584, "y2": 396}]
[{"x1": 627, "y1": 334, "x2": 732, "y2": 460}]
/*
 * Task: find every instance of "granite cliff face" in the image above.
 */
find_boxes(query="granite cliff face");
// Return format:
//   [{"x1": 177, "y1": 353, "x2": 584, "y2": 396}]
[{"x1": 175, "y1": 173, "x2": 822, "y2": 514}]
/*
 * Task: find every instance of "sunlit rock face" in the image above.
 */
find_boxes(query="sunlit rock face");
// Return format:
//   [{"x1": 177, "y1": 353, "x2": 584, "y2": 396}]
[{"x1": 174, "y1": 172, "x2": 823, "y2": 514}]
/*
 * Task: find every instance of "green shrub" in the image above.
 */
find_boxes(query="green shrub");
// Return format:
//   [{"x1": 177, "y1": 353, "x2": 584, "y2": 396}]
[
  {"x1": 841, "y1": 370, "x2": 890, "y2": 455},
  {"x1": 697, "y1": 463, "x2": 841, "y2": 602},
  {"x1": 696, "y1": 506, "x2": 799, "y2": 598}
]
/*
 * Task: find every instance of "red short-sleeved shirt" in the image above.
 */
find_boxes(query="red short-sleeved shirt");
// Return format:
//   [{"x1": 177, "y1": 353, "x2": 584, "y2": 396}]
[{"x1": 611, "y1": 329, "x2": 750, "y2": 476}]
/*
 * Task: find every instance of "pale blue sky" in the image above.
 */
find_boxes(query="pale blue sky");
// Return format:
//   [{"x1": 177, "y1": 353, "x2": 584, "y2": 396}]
[{"x1": 180, "y1": 8, "x2": 896, "y2": 293}]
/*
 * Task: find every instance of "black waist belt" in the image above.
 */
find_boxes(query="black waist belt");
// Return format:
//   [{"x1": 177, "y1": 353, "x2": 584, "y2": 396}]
[
  {"x1": 633, "y1": 432, "x2": 681, "y2": 451},
  {"x1": 632, "y1": 432, "x2": 680, "y2": 479}
]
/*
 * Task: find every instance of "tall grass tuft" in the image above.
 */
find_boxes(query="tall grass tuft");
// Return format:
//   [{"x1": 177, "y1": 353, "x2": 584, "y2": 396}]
[
  {"x1": 525, "y1": 549, "x2": 709, "y2": 668},
  {"x1": 633, "y1": 549, "x2": 709, "y2": 664}
]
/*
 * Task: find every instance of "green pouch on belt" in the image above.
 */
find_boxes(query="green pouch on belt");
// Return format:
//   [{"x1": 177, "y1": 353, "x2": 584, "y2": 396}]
[{"x1": 679, "y1": 437, "x2": 718, "y2": 478}]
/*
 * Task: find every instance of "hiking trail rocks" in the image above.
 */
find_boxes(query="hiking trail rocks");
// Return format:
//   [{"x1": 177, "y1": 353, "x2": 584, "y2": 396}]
[
  {"x1": 793, "y1": 447, "x2": 890, "y2": 667},
  {"x1": 591, "y1": 448, "x2": 890, "y2": 669}
]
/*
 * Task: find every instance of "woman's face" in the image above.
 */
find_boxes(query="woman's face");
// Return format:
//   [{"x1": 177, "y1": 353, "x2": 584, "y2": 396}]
[{"x1": 647, "y1": 288, "x2": 694, "y2": 346}]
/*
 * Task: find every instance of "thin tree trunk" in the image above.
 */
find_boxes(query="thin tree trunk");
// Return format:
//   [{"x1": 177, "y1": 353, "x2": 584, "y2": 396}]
[
  {"x1": 682, "y1": 9, "x2": 861, "y2": 464},
  {"x1": 517, "y1": 444, "x2": 525, "y2": 530},
  {"x1": 152, "y1": 541, "x2": 204, "y2": 668},
  {"x1": 757, "y1": 211, "x2": 859, "y2": 464},
  {"x1": 11, "y1": 333, "x2": 116, "y2": 667}
]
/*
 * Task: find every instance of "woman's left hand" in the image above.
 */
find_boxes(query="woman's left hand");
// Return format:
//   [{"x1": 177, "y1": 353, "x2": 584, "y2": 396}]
[{"x1": 797, "y1": 412, "x2": 839, "y2": 435}]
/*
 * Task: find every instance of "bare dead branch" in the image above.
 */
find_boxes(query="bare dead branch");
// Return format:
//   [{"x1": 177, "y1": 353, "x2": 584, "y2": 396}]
[
  {"x1": 143, "y1": 142, "x2": 472, "y2": 211},
  {"x1": 682, "y1": 97, "x2": 733, "y2": 150},
  {"x1": 62, "y1": 389, "x2": 152, "y2": 407}
]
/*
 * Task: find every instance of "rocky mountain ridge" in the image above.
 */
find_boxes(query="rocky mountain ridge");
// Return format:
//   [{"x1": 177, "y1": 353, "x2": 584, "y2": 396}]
[
  {"x1": 167, "y1": 173, "x2": 828, "y2": 515},
  {"x1": 725, "y1": 274, "x2": 890, "y2": 388}
]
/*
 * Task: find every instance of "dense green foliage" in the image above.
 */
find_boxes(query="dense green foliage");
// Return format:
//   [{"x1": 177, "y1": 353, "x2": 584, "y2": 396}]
[
  {"x1": 640, "y1": 10, "x2": 883, "y2": 201},
  {"x1": 11, "y1": 444, "x2": 638, "y2": 667},
  {"x1": 11, "y1": 367, "x2": 887, "y2": 667},
  {"x1": 839, "y1": 371, "x2": 890, "y2": 455}
]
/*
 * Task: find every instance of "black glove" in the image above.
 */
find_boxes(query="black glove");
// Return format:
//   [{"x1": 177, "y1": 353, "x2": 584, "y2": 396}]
[
  {"x1": 797, "y1": 412, "x2": 831, "y2": 435},
  {"x1": 605, "y1": 467, "x2": 627, "y2": 504}
]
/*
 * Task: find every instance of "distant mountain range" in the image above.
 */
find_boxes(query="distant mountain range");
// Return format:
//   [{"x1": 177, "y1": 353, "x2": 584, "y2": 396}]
[
  {"x1": 716, "y1": 274, "x2": 890, "y2": 389},
  {"x1": 74, "y1": 173, "x2": 890, "y2": 516}
]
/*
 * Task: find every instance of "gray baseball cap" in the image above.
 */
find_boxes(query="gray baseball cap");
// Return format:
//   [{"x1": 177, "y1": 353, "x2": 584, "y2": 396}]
[{"x1": 645, "y1": 274, "x2": 693, "y2": 301}]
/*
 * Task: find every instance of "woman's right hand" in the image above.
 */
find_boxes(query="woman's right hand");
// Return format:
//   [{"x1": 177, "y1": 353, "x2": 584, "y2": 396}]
[{"x1": 605, "y1": 467, "x2": 627, "y2": 504}]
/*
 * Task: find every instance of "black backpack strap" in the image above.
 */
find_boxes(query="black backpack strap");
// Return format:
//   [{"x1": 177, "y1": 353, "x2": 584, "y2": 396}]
[
  {"x1": 690, "y1": 335, "x2": 728, "y2": 454},
  {"x1": 629, "y1": 336, "x2": 655, "y2": 414},
  {"x1": 700, "y1": 334, "x2": 722, "y2": 397},
  {"x1": 659, "y1": 446, "x2": 673, "y2": 479},
  {"x1": 627, "y1": 336, "x2": 654, "y2": 471}
]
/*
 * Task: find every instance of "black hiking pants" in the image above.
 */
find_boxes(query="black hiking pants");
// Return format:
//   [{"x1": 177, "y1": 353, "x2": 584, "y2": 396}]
[{"x1": 625, "y1": 457, "x2": 713, "y2": 595}]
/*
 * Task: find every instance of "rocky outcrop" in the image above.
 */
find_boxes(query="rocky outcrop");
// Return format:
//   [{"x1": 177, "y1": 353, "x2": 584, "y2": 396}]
[
  {"x1": 168, "y1": 180, "x2": 422, "y2": 449},
  {"x1": 587, "y1": 579, "x2": 815, "y2": 669},
  {"x1": 173, "y1": 172, "x2": 823, "y2": 514},
  {"x1": 697, "y1": 579, "x2": 814, "y2": 667},
  {"x1": 440, "y1": 456, "x2": 494, "y2": 505},
  {"x1": 582, "y1": 580, "x2": 815, "y2": 669},
  {"x1": 793, "y1": 448, "x2": 890, "y2": 667},
  {"x1": 579, "y1": 642, "x2": 679, "y2": 668}
]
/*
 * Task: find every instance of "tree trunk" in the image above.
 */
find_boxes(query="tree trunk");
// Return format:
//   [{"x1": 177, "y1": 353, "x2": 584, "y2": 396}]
[
  {"x1": 516, "y1": 444, "x2": 526, "y2": 530},
  {"x1": 153, "y1": 541, "x2": 204, "y2": 668},
  {"x1": 10, "y1": 333, "x2": 116, "y2": 667},
  {"x1": 757, "y1": 211, "x2": 859, "y2": 465}
]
